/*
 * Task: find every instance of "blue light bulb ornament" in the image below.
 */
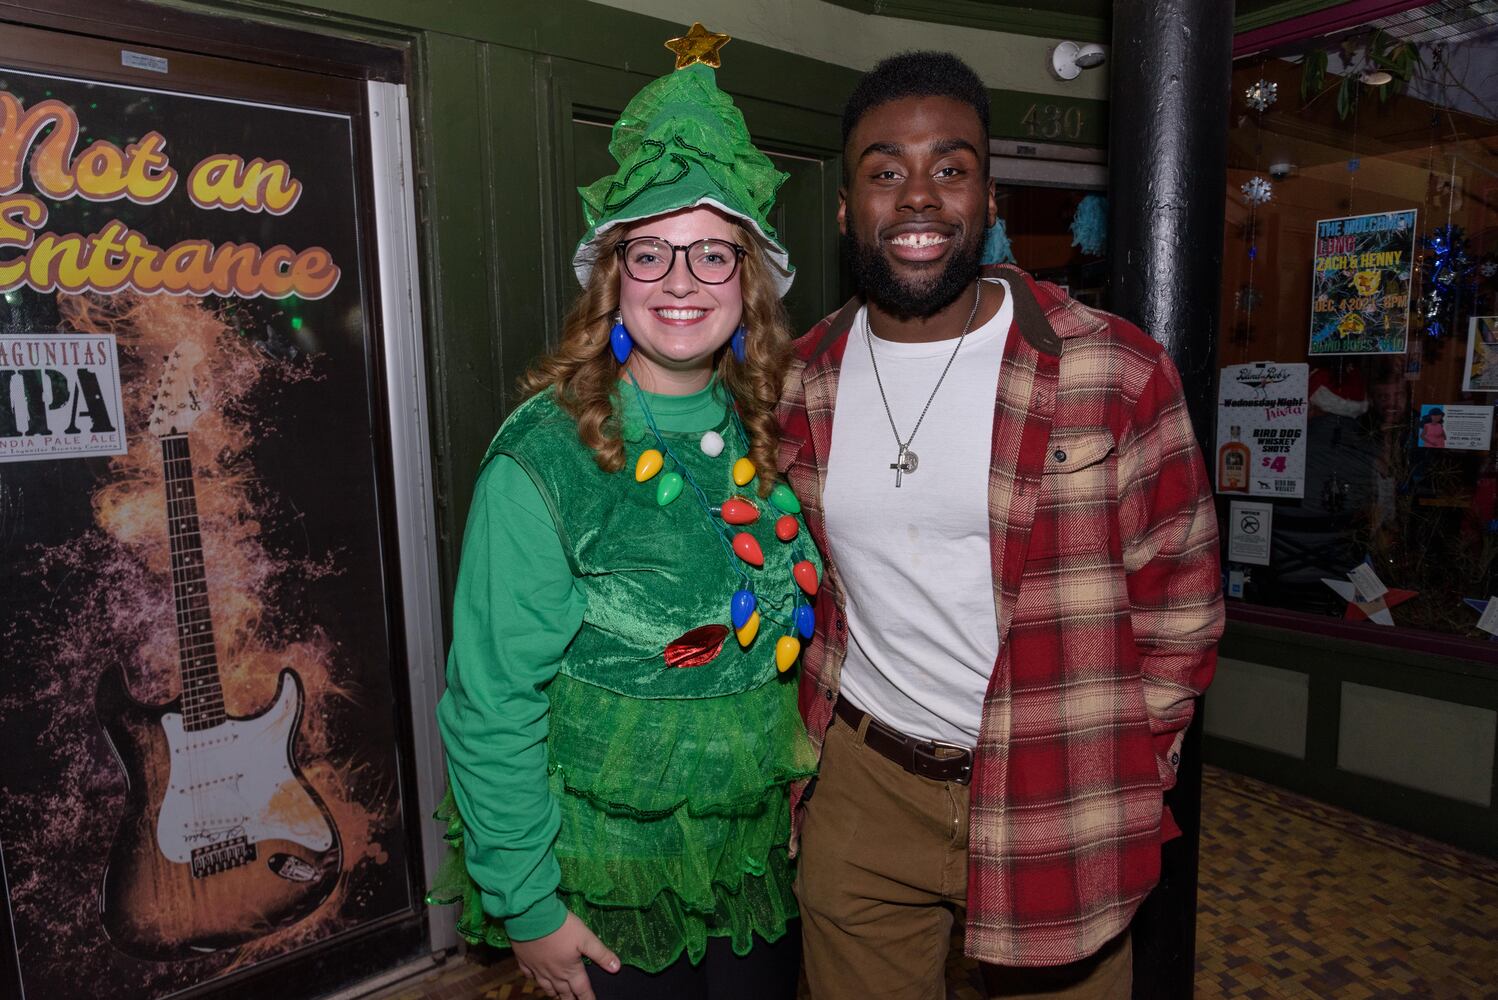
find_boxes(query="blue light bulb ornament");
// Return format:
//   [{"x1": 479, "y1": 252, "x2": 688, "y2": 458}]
[
  {"x1": 731, "y1": 325, "x2": 747, "y2": 363},
  {"x1": 610, "y1": 320, "x2": 634, "y2": 364},
  {"x1": 795, "y1": 604, "x2": 815, "y2": 640},
  {"x1": 731, "y1": 589, "x2": 757, "y2": 629}
]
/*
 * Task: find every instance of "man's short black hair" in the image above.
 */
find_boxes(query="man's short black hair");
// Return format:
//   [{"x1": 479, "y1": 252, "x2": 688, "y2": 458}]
[{"x1": 841, "y1": 51, "x2": 990, "y2": 149}]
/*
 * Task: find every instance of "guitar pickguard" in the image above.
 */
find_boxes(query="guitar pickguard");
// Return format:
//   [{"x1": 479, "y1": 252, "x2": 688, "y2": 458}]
[{"x1": 155, "y1": 673, "x2": 334, "y2": 866}]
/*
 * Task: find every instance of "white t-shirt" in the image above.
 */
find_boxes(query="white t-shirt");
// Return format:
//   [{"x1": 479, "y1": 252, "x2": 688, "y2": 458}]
[{"x1": 823, "y1": 278, "x2": 1012, "y2": 746}]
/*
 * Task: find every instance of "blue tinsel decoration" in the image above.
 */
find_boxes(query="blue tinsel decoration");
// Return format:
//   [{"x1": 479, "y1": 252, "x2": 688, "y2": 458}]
[
  {"x1": 1421, "y1": 224, "x2": 1476, "y2": 339},
  {"x1": 981, "y1": 219, "x2": 1015, "y2": 265},
  {"x1": 1070, "y1": 194, "x2": 1108, "y2": 256}
]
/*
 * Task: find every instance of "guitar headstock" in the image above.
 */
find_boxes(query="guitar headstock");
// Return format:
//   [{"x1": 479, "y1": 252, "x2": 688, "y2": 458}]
[{"x1": 147, "y1": 343, "x2": 207, "y2": 438}]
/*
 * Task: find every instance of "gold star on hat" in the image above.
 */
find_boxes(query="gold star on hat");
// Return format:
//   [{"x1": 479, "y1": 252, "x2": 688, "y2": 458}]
[{"x1": 665, "y1": 22, "x2": 731, "y2": 69}]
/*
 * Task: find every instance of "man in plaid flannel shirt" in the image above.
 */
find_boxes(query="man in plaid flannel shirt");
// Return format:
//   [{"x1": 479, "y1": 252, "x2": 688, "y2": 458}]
[{"x1": 780, "y1": 53, "x2": 1224, "y2": 999}]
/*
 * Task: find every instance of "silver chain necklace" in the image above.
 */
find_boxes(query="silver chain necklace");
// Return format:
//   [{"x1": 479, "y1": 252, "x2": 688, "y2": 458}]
[{"x1": 865, "y1": 283, "x2": 983, "y2": 487}]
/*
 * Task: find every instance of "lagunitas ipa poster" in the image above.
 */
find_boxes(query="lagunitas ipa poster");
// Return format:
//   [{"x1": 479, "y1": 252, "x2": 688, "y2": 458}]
[{"x1": 0, "y1": 64, "x2": 413, "y2": 999}]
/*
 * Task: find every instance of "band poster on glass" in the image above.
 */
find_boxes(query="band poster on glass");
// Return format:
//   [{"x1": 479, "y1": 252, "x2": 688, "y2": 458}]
[
  {"x1": 0, "y1": 63, "x2": 414, "y2": 1000},
  {"x1": 1309, "y1": 209, "x2": 1417, "y2": 356}
]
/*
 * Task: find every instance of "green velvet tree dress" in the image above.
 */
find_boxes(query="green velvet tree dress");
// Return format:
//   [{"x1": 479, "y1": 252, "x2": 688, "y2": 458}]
[{"x1": 430, "y1": 384, "x2": 818, "y2": 972}]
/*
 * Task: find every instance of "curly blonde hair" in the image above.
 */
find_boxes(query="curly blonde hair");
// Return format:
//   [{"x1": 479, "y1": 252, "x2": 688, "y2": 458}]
[{"x1": 520, "y1": 221, "x2": 794, "y2": 498}]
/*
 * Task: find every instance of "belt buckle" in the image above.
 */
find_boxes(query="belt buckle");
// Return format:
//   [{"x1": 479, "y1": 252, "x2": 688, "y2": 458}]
[{"x1": 914, "y1": 738, "x2": 973, "y2": 784}]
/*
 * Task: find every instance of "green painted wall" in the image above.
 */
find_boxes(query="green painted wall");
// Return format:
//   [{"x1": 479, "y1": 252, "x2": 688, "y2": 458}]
[
  {"x1": 158, "y1": 0, "x2": 856, "y2": 615},
  {"x1": 157, "y1": 0, "x2": 1108, "y2": 617},
  {"x1": 819, "y1": 0, "x2": 1350, "y2": 43},
  {"x1": 586, "y1": 0, "x2": 1110, "y2": 101}
]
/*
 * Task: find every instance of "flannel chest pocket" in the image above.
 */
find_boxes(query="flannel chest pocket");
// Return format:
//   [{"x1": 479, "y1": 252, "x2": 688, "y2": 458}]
[{"x1": 1028, "y1": 430, "x2": 1115, "y2": 557}]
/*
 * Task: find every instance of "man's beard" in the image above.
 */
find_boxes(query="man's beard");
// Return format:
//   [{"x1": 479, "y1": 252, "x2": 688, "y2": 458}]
[{"x1": 845, "y1": 217, "x2": 984, "y2": 321}]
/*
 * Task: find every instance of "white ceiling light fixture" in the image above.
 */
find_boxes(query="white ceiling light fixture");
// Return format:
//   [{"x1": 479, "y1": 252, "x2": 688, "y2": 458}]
[
  {"x1": 1360, "y1": 68, "x2": 1394, "y2": 85},
  {"x1": 1049, "y1": 41, "x2": 1107, "y2": 82}
]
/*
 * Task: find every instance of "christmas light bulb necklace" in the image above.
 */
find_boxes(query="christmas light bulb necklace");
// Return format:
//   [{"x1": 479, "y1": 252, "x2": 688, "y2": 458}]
[{"x1": 623, "y1": 371, "x2": 818, "y2": 668}]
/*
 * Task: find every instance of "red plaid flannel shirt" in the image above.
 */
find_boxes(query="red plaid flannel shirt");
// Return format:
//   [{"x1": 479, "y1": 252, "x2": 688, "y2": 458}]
[{"x1": 778, "y1": 265, "x2": 1224, "y2": 967}]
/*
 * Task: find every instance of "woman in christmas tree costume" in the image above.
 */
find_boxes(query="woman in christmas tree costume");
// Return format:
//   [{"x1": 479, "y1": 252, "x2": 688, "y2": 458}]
[{"x1": 430, "y1": 27, "x2": 819, "y2": 1000}]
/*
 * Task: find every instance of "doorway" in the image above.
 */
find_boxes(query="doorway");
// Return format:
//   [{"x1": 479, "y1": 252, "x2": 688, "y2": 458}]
[{"x1": 991, "y1": 138, "x2": 1108, "y2": 306}]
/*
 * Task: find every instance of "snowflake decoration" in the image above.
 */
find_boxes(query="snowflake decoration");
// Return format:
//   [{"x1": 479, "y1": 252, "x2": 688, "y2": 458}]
[
  {"x1": 1241, "y1": 176, "x2": 1273, "y2": 206},
  {"x1": 1245, "y1": 78, "x2": 1278, "y2": 112},
  {"x1": 1482, "y1": 261, "x2": 1497, "y2": 278},
  {"x1": 1421, "y1": 224, "x2": 1476, "y2": 338}
]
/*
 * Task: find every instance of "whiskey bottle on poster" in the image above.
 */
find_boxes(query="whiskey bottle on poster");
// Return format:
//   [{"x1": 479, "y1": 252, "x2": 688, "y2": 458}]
[{"x1": 1218, "y1": 425, "x2": 1250, "y2": 492}]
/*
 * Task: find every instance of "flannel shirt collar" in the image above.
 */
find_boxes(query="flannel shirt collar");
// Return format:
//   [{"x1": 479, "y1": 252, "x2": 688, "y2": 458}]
[{"x1": 797, "y1": 264, "x2": 1068, "y2": 366}]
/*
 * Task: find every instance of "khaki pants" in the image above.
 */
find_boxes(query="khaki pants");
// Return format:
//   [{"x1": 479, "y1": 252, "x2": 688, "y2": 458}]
[{"x1": 796, "y1": 713, "x2": 1132, "y2": 1000}]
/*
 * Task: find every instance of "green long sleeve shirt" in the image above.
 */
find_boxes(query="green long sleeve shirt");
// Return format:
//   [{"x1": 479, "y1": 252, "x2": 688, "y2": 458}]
[{"x1": 435, "y1": 383, "x2": 729, "y2": 942}]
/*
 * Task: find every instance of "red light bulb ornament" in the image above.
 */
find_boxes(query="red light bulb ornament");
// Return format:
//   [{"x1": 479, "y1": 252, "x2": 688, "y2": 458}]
[
  {"x1": 733, "y1": 533, "x2": 764, "y2": 567},
  {"x1": 793, "y1": 560, "x2": 819, "y2": 595},
  {"x1": 775, "y1": 515, "x2": 798, "y2": 542},
  {"x1": 719, "y1": 498, "x2": 759, "y2": 525}
]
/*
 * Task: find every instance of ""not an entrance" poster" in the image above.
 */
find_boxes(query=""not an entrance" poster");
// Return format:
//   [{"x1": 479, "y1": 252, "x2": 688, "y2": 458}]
[{"x1": 0, "y1": 58, "x2": 416, "y2": 1000}]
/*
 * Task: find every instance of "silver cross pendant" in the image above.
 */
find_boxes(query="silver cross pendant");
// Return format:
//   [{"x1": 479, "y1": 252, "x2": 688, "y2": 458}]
[{"x1": 890, "y1": 446, "x2": 918, "y2": 487}]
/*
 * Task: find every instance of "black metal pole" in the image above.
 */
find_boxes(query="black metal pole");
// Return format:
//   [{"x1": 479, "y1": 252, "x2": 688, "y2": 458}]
[{"x1": 1107, "y1": 3, "x2": 1232, "y2": 999}]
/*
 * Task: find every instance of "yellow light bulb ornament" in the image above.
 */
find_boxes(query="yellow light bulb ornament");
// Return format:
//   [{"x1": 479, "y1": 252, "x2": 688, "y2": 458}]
[
  {"x1": 735, "y1": 610, "x2": 760, "y2": 647},
  {"x1": 635, "y1": 449, "x2": 663, "y2": 482},
  {"x1": 774, "y1": 635, "x2": 800, "y2": 673},
  {"x1": 732, "y1": 457, "x2": 756, "y2": 486}
]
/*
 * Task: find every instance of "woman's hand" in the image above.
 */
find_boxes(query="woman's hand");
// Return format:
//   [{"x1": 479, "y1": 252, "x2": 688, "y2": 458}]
[{"x1": 511, "y1": 912, "x2": 621, "y2": 1000}]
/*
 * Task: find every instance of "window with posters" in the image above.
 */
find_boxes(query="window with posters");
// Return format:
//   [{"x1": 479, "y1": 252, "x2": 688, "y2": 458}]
[
  {"x1": 0, "y1": 16, "x2": 441, "y2": 1000},
  {"x1": 1222, "y1": 5, "x2": 1498, "y2": 645}
]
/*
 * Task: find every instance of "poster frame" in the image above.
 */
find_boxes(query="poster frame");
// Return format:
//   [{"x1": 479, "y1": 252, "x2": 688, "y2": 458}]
[
  {"x1": 1463, "y1": 315, "x2": 1498, "y2": 392},
  {"x1": 1308, "y1": 208, "x2": 1418, "y2": 357},
  {"x1": 366, "y1": 77, "x2": 455, "y2": 954},
  {"x1": 0, "y1": 8, "x2": 447, "y2": 1000}
]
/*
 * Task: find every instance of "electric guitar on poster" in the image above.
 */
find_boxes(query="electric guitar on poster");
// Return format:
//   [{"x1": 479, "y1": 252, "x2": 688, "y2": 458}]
[{"x1": 95, "y1": 343, "x2": 341, "y2": 960}]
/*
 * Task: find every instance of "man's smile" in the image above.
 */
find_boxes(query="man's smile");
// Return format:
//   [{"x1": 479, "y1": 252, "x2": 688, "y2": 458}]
[{"x1": 882, "y1": 223, "x2": 958, "y2": 263}]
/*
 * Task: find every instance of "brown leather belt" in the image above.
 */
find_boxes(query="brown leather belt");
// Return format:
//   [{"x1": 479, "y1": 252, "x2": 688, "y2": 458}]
[{"x1": 835, "y1": 696, "x2": 973, "y2": 784}]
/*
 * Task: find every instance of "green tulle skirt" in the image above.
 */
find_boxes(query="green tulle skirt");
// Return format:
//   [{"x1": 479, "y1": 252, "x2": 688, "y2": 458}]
[{"x1": 427, "y1": 668, "x2": 816, "y2": 973}]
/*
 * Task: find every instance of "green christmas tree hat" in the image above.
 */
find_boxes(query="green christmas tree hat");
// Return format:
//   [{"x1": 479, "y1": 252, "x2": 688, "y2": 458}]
[{"x1": 572, "y1": 27, "x2": 794, "y2": 297}]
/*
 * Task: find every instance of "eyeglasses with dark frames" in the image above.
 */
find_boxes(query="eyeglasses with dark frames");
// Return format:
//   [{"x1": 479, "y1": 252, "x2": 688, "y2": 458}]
[{"x1": 616, "y1": 236, "x2": 747, "y2": 285}]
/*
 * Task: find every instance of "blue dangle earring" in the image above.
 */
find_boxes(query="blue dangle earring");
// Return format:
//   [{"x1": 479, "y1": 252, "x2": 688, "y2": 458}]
[
  {"x1": 730, "y1": 325, "x2": 747, "y2": 364},
  {"x1": 610, "y1": 316, "x2": 634, "y2": 364}
]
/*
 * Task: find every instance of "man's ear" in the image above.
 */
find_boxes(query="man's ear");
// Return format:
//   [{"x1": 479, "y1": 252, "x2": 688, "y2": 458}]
[
  {"x1": 986, "y1": 176, "x2": 998, "y2": 229},
  {"x1": 837, "y1": 187, "x2": 849, "y2": 236}
]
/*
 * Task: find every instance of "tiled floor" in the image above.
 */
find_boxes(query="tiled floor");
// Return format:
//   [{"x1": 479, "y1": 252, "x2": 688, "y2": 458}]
[
  {"x1": 1192, "y1": 769, "x2": 1498, "y2": 1000},
  {"x1": 379, "y1": 766, "x2": 1498, "y2": 999}
]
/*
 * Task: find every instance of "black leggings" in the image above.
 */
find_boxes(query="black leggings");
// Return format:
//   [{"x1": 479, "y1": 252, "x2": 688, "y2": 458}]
[{"x1": 585, "y1": 921, "x2": 802, "y2": 1000}]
